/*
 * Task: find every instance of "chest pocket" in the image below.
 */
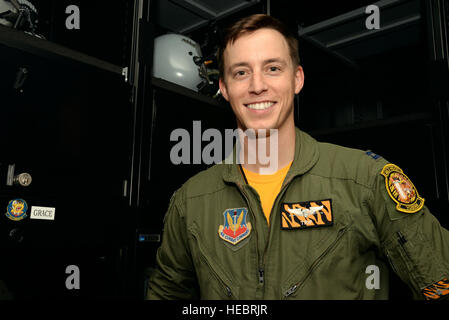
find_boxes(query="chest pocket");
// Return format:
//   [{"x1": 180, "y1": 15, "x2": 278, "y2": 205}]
[
  {"x1": 280, "y1": 208, "x2": 353, "y2": 299},
  {"x1": 188, "y1": 223, "x2": 240, "y2": 299}
]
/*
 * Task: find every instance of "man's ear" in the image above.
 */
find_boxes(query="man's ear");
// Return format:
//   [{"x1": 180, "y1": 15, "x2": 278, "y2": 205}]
[
  {"x1": 219, "y1": 78, "x2": 229, "y2": 101},
  {"x1": 294, "y1": 65, "x2": 305, "y2": 94}
]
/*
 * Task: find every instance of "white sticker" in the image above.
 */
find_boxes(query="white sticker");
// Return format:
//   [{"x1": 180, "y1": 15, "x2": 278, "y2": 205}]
[{"x1": 30, "y1": 206, "x2": 56, "y2": 220}]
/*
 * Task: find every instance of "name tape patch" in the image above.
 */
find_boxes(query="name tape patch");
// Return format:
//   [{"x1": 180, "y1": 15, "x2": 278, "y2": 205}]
[{"x1": 30, "y1": 206, "x2": 56, "y2": 220}]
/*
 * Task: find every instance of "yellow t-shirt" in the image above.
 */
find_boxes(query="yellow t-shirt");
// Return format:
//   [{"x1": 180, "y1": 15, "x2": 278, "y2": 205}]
[{"x1": 242, "y1": 161, "x2": 292, "y2": 225}]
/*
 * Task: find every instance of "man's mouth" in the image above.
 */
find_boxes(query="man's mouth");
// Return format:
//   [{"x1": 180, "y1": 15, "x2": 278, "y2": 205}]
[{"x1": 244, "y1": 101, "x2": 276, "y2": 110}]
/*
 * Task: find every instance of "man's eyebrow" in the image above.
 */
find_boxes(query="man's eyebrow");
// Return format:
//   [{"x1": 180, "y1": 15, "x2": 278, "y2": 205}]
[
  {"x1": 228, "y1": 62, "x2": 250, "y2": 71},
  {"x1": 263, "y1": 58, "x2": 287, "y2": 65},
  {"x1": 228, "y1": 58, "x2": 287, "y2": 71}
]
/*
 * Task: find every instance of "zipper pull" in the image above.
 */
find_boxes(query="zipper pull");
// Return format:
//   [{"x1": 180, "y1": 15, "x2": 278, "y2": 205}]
[
  {"x1": 284, "y1": 284, "x2": 298, "y2": 298},
  {"x1": 226, "y1": 286, "x2": 232, "y2": 297},
  {"x1": 259, "y1": 268, "x2": 264, "y2": 284},
  {"x1": 397, "y1": 231, "x2": 407, "y2": 245}
]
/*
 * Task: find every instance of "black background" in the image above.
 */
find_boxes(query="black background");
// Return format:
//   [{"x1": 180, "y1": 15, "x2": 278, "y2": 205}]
[{"x1": 0, "y1": 0, "x2": 448, "y2": 300}]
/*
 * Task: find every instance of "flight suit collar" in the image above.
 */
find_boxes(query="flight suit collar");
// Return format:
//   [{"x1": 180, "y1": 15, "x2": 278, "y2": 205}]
[{"x1": 222, "y1": 127, "x2": 320, "y2": 185}]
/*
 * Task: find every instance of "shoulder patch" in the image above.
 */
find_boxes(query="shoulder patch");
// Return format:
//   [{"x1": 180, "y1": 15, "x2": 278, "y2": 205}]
[
  {"x1": 380, "y1": 164, "x2": 424, "y2": 213},
  {"x1": 422, "y1": 278, "x2": 449, "y2": 300},
  {"x1": 365, "y1": 150, "x2": 382, "y2": 160}
]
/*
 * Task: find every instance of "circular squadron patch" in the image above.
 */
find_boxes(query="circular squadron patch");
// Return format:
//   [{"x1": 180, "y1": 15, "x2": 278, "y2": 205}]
[
  {"x1": 380, "y1": 164, "x2": 424, "y2": 213},
  {"x1": 6, "y1": 199, "x2": 28, "y2": 221}
]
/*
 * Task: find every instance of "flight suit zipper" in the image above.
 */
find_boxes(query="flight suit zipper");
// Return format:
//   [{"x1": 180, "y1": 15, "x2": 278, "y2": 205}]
[
  {"x1": 259, "y1": 175, "x2": 296, "y2": 285},
  {"x1": 190, "y1": 227, "x2": 235, "y2": 299},
  {"x1": 259, "y1": 268, "x2": 264, "y2": 284},
  {"x1": 236, "y1": 183, "x2": 262, "y2": 288},
  {"x1": 395, "y1": 231, "x2": 422, "y2": 288},
  {"x1": 283, "y1": 223, "x2": 350, "y2": 299},
  {"x1": 199, "y1": 254, "x2": 233, "y2": 298},
  {"x1": 238, "y1": 173, "x2": 297, "y2": 294},
  {"x1": 397, "y1": 231, "x2": 408, "y2": 251},
  {"x1": 396, "y1": 231, "x2": 414, "y2": 269},
  {"x1": 237, "y1": 184, "x2": 274, "y2": 288}
]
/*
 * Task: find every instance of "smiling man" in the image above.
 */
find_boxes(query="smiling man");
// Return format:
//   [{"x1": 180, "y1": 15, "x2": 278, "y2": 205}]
[{"x1": 147, "y1": 14, "x2": 449, "y2": 300}]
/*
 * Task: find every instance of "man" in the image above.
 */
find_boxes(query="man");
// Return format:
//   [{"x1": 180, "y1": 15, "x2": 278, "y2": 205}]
[{"x1": 147, "y1": 14, "x2": 449, "y2": 299}]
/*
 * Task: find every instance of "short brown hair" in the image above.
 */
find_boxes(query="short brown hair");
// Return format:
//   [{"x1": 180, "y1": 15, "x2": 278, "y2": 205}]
[{"x1": 217, "y1": 14, "x2": 300, "y2": 79}]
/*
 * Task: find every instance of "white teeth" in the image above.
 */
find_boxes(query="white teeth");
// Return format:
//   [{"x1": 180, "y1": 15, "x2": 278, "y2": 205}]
[{"x1": 246, "y1": 102, "x2": 275, "y2": 110}]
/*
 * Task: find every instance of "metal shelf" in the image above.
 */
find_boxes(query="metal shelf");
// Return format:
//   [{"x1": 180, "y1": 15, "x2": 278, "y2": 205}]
[
  {"x1": 151, "y1": 76, "x2": 226, "y2": 109},
  {"x1": 155, "y1": 0, "x2": 261, "y2": 34},
  {"x1": 308, "y1": 112, "x2": 433, "y2": 137},
  {"x1": 297, "y1": 0, "x2": 423, "y2": 67},
  {"x1": 0, "y1": 25, "x2": 123, "y2": 75}
]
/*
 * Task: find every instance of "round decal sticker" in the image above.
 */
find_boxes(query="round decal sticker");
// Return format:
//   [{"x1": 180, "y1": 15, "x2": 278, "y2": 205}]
[
  {"x1": 5, "y1": 199, "x2": 28, "y2": 221},
  {"x1": 381, "y1": 164, "x2": 424, "y2": 213}
]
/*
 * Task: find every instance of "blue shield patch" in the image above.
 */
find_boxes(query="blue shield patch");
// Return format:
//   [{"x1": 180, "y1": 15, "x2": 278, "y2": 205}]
[{"x1": 218, "y1": 207, "x2": 251, "y2": 245}]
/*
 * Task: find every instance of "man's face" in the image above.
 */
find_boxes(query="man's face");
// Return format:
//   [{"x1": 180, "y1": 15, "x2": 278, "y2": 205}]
[{"x1": 219, "y1": 28, "x2": 304, "y2": 133}]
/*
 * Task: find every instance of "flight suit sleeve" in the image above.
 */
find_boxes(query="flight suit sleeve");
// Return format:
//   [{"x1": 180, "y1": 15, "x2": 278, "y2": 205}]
[
  {"x1": 368, "y1": 162, "x2": 449, "y2": 300},
  {"x1": 146, "y1": 190, "x2": 199, "y2": 300}
]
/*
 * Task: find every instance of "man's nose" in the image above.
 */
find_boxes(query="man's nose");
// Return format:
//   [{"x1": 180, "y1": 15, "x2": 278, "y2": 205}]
[{"x1": 248, "y1": 71, "x2": 268, "y2": 94}]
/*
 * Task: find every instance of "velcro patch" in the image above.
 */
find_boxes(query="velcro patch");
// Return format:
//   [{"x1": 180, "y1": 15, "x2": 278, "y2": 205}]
[
  {"x1": 366, "y1": 150, "x2": 382, "y2": 160},
  {"x1": 281, "y1": 199, "x2": 333, "y2": 230},
  {"x1": 218, "y1": 208, "x2": 251, "y2": 245},
  {"x1": 422, "y1": 278, "x2": 449, "y2": 300},
  {"x1": 380, "y1": 164, "x2": 424, "y2": 213}
]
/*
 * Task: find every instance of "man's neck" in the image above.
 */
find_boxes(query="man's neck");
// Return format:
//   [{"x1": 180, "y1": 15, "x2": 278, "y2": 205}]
[{"x1": 239, "y1": 124, "x2": 296, "y2": 174}]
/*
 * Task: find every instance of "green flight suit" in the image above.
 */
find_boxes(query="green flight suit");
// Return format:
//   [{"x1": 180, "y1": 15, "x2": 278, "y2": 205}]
[{"x1": 147, "y1": 127, "x2": 449, "y2": 299}]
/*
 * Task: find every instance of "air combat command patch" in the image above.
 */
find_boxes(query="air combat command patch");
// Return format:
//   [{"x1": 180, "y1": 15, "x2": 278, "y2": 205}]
[
  {"x1": 6, "y1": 199, "x2": 28, "y2": 221},
  {"x1": 380, "y1": 164, "x2": 424, "y2": 213},
  {"x1": 218, "y1": 208, "x2": 251, "y2": 245}
]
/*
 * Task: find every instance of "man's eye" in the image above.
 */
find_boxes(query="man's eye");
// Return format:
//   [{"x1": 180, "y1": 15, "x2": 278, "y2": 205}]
[
  {"x1": 269, "y1": 66, "x2": 280, "y2": 72},
  {"x1": 235, "y1": 70, "x2": 246, "y2": 77}
]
